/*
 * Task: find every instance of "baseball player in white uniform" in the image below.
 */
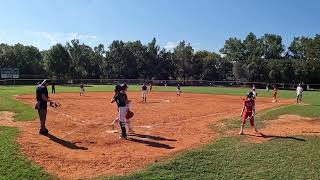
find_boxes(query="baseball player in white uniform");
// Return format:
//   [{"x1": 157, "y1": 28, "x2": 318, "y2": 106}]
[
  {"x1": 252, "y1": 87, "x2": 257, "y2": 100},
  {"x1": 177, "y1": 84, "x2": 181, "y2": 96},
  {"x1": 296, "y1": 84, "x2": 303, "y2": 104}
]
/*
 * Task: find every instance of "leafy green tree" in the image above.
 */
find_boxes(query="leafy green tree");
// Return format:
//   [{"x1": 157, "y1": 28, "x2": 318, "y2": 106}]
[
  {"x1": 279, "y1": 59, "x2": 295, "y2": 82},
  {"x1": 106, "y1": 40, "x2": 138, "y2": 78},
  {"x1": 261, "y1": 33, "x2": 284, "y2": 59},
  {"x1": 232, "y1": 62, "x2": 246, "y2": 81},
  {"x1": 288, "y1": 35, "x2": 320, "y2": 83},
  {"x1": 0, "y1": 44, "x2": 16, "y2": 68},
  {"x1": 243, "y1": 32, "x2": 263, "y2": 60},
  {"x1": 189, "y1": 51, "x2": 206, "y2": 80},
  {"x1": 173, "y1": 41, "x2": 194, "y2": 82},
  {"x1": 66, "y1": 39, "x2": 81, "y2": 79},
  {"x1": 126, "y1": 40, "x2": 148, "y2": 79},
  {"x1": 1, "y1": 33, "x2": 320, "y2": 84},
  {"x1": 0, "y1": 43, "x2": 44, "y2": 77},
  {"x1": 313, "y1": 34, "x2": 320, "y2": 60},
  {"x1": 220, "y1": 37, "x2": 244, "y2": 63},
  {"x1": 43, "y1": 43, "x2": 71, "y2": 79},
  {"x1": 155, "y1": 49, "x2": 176, "y2": 80},
  {"x1": 292, "y1": 60, "x2": 305, "y2": 82},
  {"x1": 288, "y1": 37, "x2": 313, "y2": 59},
  {"x1": 93, "y1": 44, "x2": 106, "y2": 78},
  {"x1": 216, "y1": 55, "x2": 233, "y2": 80},
  {"x1": 245, "y1": 60, "x2": 259, "y2": 82},
  {"x1": 76, "y1": 44, "x2": 94, "y2": 78},
  {"x1": 66, "y1": 39, "x2": 103, "y2": 78},
  {"x1": 146, "y1": 38, "x2": 161, "y2": 79},
  {"x1": 193, "y1": 51, "x2": 221, "y2": 80},
  {"x1": 302, "y1": 59, "x2": 320, "y2": 83}
]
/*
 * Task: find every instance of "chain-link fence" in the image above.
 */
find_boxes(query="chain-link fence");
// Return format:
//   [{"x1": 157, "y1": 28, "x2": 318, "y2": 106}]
[{"x1": 1, "y1": 78, "x2": 319, "y2": 90}]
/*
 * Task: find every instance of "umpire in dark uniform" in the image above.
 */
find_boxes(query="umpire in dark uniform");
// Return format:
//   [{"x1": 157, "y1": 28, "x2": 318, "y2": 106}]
[
  {"x1": 36, "y1": 79, "x2": 53, "y2": 135},
  {"x1": 51, "y1": 82, "x2": 56, "y2": 94}
]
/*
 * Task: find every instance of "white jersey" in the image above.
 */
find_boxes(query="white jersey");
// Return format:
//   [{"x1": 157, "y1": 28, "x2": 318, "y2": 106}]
[
  {"x1": 296, "y1": 86, "x2": 303, "y2": 96},
  {"x1": 252, "y1": 91, "x2": 257, "y2": 98}
]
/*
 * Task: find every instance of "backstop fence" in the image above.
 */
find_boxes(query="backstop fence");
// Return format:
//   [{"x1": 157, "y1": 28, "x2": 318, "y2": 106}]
[{"x1": 1, "y1": 78, "x2": 319, "y2": 90}]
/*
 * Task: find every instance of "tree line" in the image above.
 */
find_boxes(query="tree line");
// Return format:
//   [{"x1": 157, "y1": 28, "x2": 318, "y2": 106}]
[{"x1": 0, "y1": 33, "x2": 320, "y2": 83}]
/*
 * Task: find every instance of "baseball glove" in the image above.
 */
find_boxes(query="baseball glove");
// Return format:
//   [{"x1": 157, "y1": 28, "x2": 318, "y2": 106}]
[
  {"x1": 126, "y1": 110, "x2": 134, "y2": 119},
  {"x1": 50, "y1": 102, "x2": 61, "y2": 108}
]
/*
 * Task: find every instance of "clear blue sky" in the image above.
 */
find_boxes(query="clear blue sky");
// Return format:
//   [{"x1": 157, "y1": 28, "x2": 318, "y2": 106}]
[{"x1": 0, "y1": 0, "x2": 319, "y2": 51}]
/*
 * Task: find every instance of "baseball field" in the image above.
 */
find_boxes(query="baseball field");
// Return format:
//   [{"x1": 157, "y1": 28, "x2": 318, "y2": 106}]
[{"x1": 1, "y1": 85, "x2": 320, "y2": 179}]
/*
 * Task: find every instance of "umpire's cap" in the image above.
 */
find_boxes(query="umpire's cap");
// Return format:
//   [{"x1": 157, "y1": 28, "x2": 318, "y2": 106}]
[{"x1": 121, "y1": 84, "x2": 128, "y2": 90}]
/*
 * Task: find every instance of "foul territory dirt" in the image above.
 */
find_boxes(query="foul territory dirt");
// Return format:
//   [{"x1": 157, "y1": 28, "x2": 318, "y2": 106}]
[{"x1": 2, "y1": 92, "x2": 292, "y2": 179}]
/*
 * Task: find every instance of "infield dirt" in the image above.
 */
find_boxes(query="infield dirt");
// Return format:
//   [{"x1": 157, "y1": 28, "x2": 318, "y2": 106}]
[{"x1": 1, "y1": 92, "x2": 293, "y2": 179}]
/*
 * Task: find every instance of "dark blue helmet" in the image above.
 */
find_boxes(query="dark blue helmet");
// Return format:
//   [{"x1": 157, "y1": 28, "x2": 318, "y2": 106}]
[
  {"x1": 121, "y1": 84, "x2": 128, "y2": 90},
  {"x1": 247, "y1": 92, "x2": 253, "y2": 98},
  {"x1": 114, "y1": 84, "x2": 121, "y2": 92}
]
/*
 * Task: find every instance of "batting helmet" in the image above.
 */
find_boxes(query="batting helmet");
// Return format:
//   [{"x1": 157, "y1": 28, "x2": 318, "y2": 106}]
[
  {"x1": 121, "y1": 84, "x2": 128, "y2": 90},
  {"x1": 114, "y1": 84, "x2": 121, "y2": 92},
  {"x1": 247, "y1": 92, "x2": 254, "y2": 98}
]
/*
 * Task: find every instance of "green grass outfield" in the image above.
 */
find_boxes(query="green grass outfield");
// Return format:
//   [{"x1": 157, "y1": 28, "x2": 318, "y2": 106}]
[{"x1": 0, "y1": 85, "x2": 320, "y2": 179}]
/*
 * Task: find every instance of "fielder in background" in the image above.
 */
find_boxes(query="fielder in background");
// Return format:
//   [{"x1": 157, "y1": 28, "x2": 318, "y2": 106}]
[
  {"x1": 252, "y1": 87, "x2": 257, "y2": 100},
  {"x1": 296, "y1": 84, "x2": 304, "y2": 104},
  {"x1": 142, "y1": 83, "x2": 148, "y2": 102},
  {"x1": 239, "y1": 92, "x2": 259, "y2": 135},
  {"x1": 149, "y1": 82, "x2": 153, "y2": 92},
  {"x1": 177, "y1": 83, "x2": 181, "y2": 96},
  {"x1": 35, "y1": 80, "x2": 59, "y2": 135},
  {"x1": 80, "y1": 82, "x2": 85, "y2": 96},
  {"x1": 272, "y1": 85, "x2": 278, "y2": 102}
]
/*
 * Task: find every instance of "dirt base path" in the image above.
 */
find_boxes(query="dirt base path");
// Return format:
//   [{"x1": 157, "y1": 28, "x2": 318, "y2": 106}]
[{"x1": 0, "y1": 92, "x2": 292, "y2": 179}]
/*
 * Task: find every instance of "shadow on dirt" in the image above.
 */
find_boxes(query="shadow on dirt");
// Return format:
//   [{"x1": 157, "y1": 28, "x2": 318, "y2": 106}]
[
  {"x1": 128, "y1": 138, "x2": 174, "y2": 149},
  {"x1": 128, "y1": 133, "x2": 176, "y2": 149},
  {"x1": 44, "y1": 133, "x2": 88, "y2": 150},
  {"x1": 131, "y1": 133, "x2": 177, "y2": 141}
]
